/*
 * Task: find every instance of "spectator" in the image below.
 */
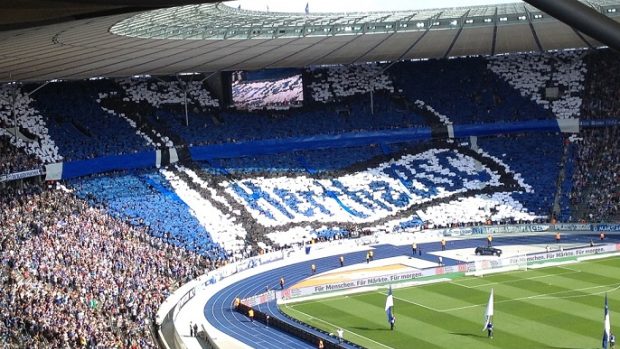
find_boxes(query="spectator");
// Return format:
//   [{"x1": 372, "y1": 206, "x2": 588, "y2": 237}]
[{"x1": 0, "y1": 182, "x2": 207, "y2": 348}]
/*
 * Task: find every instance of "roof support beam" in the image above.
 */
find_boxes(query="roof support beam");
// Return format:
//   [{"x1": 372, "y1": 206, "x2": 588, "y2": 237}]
[
  {"x1": 443, "y1": 10, "x2": 470, "y2": 58},
  {"x1": 572, "y1": 28, "x2": 595, "y2": 49},
  {"x1": 491, "y1": 7, "x2": 498, "y2": 55},
  {"x1": 351, "y1": 32, "x2": 396, "y2": 64},
  {"x1": 523, "y1": 0, "x2": 620, "y2": 51},
  {"x1": 385, "y1": 12, "x2": 442, "y2": 68},
  {"x1": 524, "y1": 6, "x2": 544, "y2": 52}
]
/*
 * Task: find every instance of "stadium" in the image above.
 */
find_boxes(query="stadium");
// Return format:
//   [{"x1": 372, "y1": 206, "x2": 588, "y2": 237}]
[{"x1": 0, "y1": 0, "x2": 619, "y2": 348}]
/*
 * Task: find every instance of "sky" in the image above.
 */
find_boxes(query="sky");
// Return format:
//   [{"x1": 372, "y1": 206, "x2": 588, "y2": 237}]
[{"x1": 224, "y1": 0, "x2": 522, "y2": 13}]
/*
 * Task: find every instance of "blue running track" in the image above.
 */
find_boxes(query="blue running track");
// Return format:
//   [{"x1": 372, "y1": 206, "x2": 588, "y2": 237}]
[{"x1": 204, "y1": 233, "x2": 617, "y2": 348}]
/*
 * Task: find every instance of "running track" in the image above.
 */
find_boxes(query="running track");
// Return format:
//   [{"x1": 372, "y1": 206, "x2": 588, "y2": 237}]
[{"x1": 204, "y1": 233, "x2": 618, "y2": 348}]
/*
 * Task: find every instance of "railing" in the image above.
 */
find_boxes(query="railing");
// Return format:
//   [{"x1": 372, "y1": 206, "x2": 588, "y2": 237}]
[
  {"x1": 157, "y1": 251, "x2": 285, "y2": 349},
  {"x1": 157, "y1": 223, "x2": 620, "y2": 349}
]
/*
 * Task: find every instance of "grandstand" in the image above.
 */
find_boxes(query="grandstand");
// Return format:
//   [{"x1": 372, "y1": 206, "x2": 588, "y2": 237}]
[{"x1": 0, "y1": 0, "x2": 619, "y2": 348}]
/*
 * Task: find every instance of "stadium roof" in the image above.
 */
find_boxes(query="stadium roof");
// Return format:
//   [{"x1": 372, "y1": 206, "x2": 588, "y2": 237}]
[{"x1": 0, "y1": 0, "x2": 619, "y2": 83}]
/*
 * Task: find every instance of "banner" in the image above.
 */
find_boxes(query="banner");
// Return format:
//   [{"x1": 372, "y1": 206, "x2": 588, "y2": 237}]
[
  {"x1": 286, "y1": 263, "x2": 469, "y2": 299},
  {"x1": 0, "y1": 168, "x2": 42, "y2": 182},
  {"x1": 286, "y1": 243, "x2": 619, "y2": 300},
  {"x1": 241, "y1": 291, "x2": 277, "y2": 307},
  {"x1": 45, "y1": 162, "x2": 63, "y2": 181},
  {"x1": 473, "y1": 224, "x2": 550, "y2": 235},
  {"x1": 441, "y1": 224, "x2": 550, "y2": 237},
  {"x1": 526, "y1": 244, "x2": 618, "y2": 264},
  {"x1": 592, "y1": 224, "x2": 620, "y2": 232},
  {"x1": 553, "y1": 223, "x2": 591, "y2": 231}
]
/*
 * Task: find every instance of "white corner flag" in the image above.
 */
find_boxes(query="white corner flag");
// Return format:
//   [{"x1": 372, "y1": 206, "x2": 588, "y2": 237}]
[
  {"x1": 482, "y1": 288, "x2": 494, "y2": 331},
  {"x1": 603, "y1": 293, "x2": 611, "y2": 349}
]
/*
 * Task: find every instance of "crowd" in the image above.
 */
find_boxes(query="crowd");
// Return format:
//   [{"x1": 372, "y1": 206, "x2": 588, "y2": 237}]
[
  {"x1": 72, "y1": 171, "x2": 229, "y2": 260},
  {"x1": 306, "y1": 63, "x2": 394, "y2": 103},
  {"x1": 487, "y1": 50, "x2": 585, "y2": 119},
  {"x1": 568, "y1": 49, "x2": 620, "y2": 222},
  {"x1": 581, "y1": 49, "x2": 620, "y2": 119},
  {"x1": 0, "y1": 183, "x2": 213, "y2": 348},
  {"x1": 0, "y1": 136, "x2": 41, "y2": 175},
  {"x1": 0, "y1": 85, "x2": 62, "y2": 164},
  {"x1": 570, "y1": 126, "x2": 619, "y2": 222},
  {"x1": 118, "y1": 78, "x2": 219, "y2": 109}
]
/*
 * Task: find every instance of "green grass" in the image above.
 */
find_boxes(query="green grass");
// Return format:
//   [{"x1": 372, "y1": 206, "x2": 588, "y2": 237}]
[{"x1": 280, "y1": 257, "x2": 620, "y2": 349}]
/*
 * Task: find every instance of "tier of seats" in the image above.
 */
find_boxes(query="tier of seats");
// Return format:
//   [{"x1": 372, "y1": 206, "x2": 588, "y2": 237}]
[
  {"x1": 488, "y1": 50, "x2": 586, "y2": 119},
  {"x1": 0, "y1": 135, "x2": 41, "y2": 174},
  {"x1": 389, "y1": 57, "x2": 556, "y2": 124},
  {"x1": 31, "y1": 80, "x2": 150, "y2": 161},
  {"x1": 0, "y1": 85, "x2": 61, "y2": 163},
  {"x1": 305, "y1": 63, "x2": 394, "y2": 103},
  {"x1": 71, "y1": 170, "x2": 226, "y2": 260},
  {"x1": 118, "y1": 77, "x2": 219, "y2": 108},
  {"x1": 0, "y1": 184, "x2": 209, "y2": 348}
]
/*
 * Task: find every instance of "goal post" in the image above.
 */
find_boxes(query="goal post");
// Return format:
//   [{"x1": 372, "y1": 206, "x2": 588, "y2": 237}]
[{"x1": 470, "y1": 252, "x2": 528, "y2": 277}]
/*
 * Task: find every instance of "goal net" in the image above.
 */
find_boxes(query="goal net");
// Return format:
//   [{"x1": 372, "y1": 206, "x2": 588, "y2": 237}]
[{"x1": 470, "y1": 253, "x2": 528, "y2": 277}]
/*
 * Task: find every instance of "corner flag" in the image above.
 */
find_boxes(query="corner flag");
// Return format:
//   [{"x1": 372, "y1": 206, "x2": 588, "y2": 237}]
[
  {"x1": 305, "y1": 2, "x2": 309, "y2": 14},
  {"x1": 482, "y1": 288, "x2": 494, "y2": 331},
  {"x1": 385, "y1": 285, "x2": 394, "y2": 323},
  {"x1": 603, "y1": 293, "x2": 611, "y2": 349}
]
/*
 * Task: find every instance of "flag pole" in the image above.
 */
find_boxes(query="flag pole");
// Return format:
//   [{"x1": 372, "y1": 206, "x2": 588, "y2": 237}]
[
  {"x1": 603, "y1": 293, "x2": 610, "y2": 349},
  {"x1": 483, "y1": 288, "x2": 494, "y2": 332}
]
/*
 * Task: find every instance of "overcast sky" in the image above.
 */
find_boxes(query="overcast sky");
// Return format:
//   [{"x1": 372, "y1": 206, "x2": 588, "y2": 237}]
[{"x1": 224, "y1": 0, "x2": 522, "y2": 13}]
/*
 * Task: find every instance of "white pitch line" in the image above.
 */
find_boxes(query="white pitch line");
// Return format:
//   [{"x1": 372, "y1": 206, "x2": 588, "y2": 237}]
[
  {"x1": 451, "y1": 270, "x2": 580, "y2": 289},
  {"x1": 557, "y1": 265, "x2": 580, "y2": 272},
  {"x1": 284, "y1": 304, "x2": 396, "y2": 349},
  {"x1": 441, "y1": 282, "x2": 620, "y2": 312},
  {"x1": 531, "y1": 283, "x2": 620, "y2": 300},
  {"x1": 387, "y1": 294, "x2": 442, "y2": 312}
]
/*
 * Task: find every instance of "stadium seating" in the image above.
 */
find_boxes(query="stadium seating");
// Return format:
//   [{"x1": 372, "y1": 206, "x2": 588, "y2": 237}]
[
  {"x1": 417, "y1": 192, "x2": 539, "y2": 227},
  {"x1": 0, "y1": 136, "x2": 41, "y2": 174},
  {"x1": 31, "y1": 80, "x2": 151, "y2": 161},
  {"x1": 209, "y1": 143, "x2": 395, "y2": 174},
  {"x1": 389, "y1": 57, "x2": 556, "y2": 124},
  {"x1": 305, "y1": 63, "x2": 394, "y2": 103},
  {"x1": 488, "y1": 50, "x2": 586, "y2": 119},
  {"x1": 570, "y1": 126, "x2": 619, "y2": 222},
  {"x1": 477, "y1": 133, "x2": 563, "y2": 216},
  {"x1": 0, "y1": 85, "x2": 61, "y2": 163},
  {"x1": 160, "y1": 166, "x2": 247, "y2": 254},
  {"x1": 3, "y1": 49, "x2": 619, "y2": 254},
  {"x1": 211, "y1": 143, "x2": 548, "y2": 248},
  {"x1": 581, "y1": 49, "x2": 620, "y2": 119},
  {"x1": 0, "y1": 183, "x2": 206, "y2": 348},
  {"x1": 118, "y1": 77, "x2": 219, "y2": 109},
  {"x1": 71, "y1": 170, "x2": 227, "y2": 260}
]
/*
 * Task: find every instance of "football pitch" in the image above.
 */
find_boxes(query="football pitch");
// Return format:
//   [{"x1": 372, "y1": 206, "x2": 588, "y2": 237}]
[{"x1": 280, "y1": 257, "x2": 620, "y2": 349}]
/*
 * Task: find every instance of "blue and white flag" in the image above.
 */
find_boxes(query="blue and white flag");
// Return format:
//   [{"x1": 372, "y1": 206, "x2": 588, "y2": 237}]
[
  {"x1": 603, "y1": 293, "x2": 611, "y2": 349},
  {"x1": 385, "y1": 285, "x2": 394, "y2": 323},
  {"x1": 305, "y1": 2, "x2": 309, "y2": 14},
  {"x1": 482, "y1": 288, "x2": 494, "y2": 331}
]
